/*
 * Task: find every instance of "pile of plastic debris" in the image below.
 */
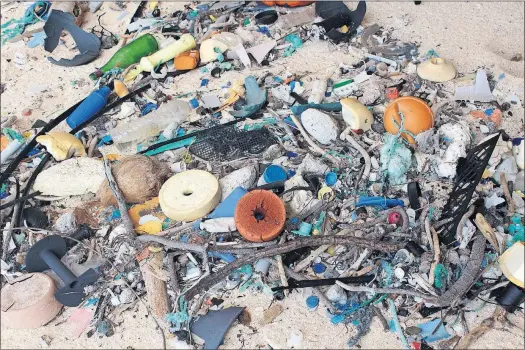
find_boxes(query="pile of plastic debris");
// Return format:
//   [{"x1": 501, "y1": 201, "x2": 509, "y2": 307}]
[{"x1": 1, "y1": 1, "x2": 524, "y2": 349}]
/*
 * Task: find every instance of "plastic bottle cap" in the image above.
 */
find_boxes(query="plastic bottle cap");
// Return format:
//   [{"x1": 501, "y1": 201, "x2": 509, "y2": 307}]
[
  {"x1": 312, "y1": 263, "x2": 327, "y2": 274},
  {"x1": 306, "y1": 295, "x2": 319, "y2": 309},
  {"x1": 325, "y1": 171, "x2": 337, "y2": 186},
  {"x1": 263, "y1": 165, "x2": 287, "y2": 183}
]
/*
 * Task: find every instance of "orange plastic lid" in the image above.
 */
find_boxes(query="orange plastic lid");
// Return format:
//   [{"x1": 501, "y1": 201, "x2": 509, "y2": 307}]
[
  {"x1": 384, "y1": 96, "x2": 434, "y2": 144},
  {"x1": 234, "y1": 190, "x2": 286, "y2": 242}
]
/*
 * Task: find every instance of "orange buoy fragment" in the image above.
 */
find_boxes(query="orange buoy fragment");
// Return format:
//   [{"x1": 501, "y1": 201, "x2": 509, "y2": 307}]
[
  {"x1": 384, "y1": 96, "x2": 434, "y2": 144},
  {"x1": 234, "y1": 190, "x2": 286, "y2": 242}
]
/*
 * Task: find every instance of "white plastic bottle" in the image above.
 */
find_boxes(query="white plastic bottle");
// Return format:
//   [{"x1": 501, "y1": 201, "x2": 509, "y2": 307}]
[{"x1": 307, "y1": 68, "x2": 335, "y2": 104}]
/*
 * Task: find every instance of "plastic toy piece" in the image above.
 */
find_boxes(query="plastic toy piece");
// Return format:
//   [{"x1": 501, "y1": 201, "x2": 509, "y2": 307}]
[
  {"x1": 191, "y1": 307, "x2": 245, "y2": 350},
  {"x1": 25, "y1": 235, "x2": 100, "y2": 307},
  {"x1": 384, "y1": 96, "x2": 434, "y2": 144},
  {"x1": 417, "y1": 58, "x2": 457, "y2": 82},
  {"x1": 43, "y1": 10, "x2": 101, "y2": 67}
]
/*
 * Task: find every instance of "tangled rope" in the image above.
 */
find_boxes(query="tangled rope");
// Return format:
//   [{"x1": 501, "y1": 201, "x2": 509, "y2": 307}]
[{"x1": 1, "y1": 1, "x2": 51, "y2": 45}]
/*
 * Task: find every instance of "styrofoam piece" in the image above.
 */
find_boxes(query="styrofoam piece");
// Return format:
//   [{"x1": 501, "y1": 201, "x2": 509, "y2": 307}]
[
  {"x1": 300, "y1": 109, "x2": 339, "y2": 145},
  {"x1": 200, "y1": 217, "x2": 236, "y2": 233},
  {"x1": 454, "y1": 69, "x2": 495, "y2": 102}
]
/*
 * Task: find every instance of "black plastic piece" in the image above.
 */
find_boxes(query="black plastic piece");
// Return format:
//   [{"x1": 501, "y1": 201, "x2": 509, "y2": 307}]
[
  {"x1": 255, "y1": 10, "x2": 278, "y2": 25},
  {"x1": 272, "y1": 275, "x2": 375, "y2": 291},
  {"x1": 436, "y1": 133, "x2": 500, "y2": 245},
  {"x1": 405, "y1": 241, "x2": 425, "y2": 257},
  {"x1": 66, "y1": 224, "x2": 95, "y2": 248},
  {"x1": 25, "y1": 235, "x2": 99, "y2": 307},
  {"x1": 495, "y1": 283, "x2": 525, "y2": 313},
  {"x1": 44, "y1": 10, "x2": 101, "y2": 66},
  {"x1": 407, "y1": 181, "x2": 422, "y2": 219},
  {"x1": 315, "y1": 1, "x2": 366, "y2": 43},
  {"x1": 189, "y1": 125, "x2": 277, "y2": 162},
  {"x1": 22, "y1": 207, "x2": 49, "y2": 229}
]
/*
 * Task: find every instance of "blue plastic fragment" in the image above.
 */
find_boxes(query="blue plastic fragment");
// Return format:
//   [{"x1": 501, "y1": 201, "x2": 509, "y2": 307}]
[
  {"x1": 356, "y1": 196, "x2": 404, "y2": 210},
  {"x1": 325, "y1": 172, "x2": 337, "y2": 186},
  {"x1": 306, "y1": 295, "x2": 319, "y2": 309},
  {"x1": 312, "y1": 263, "x2": 327, "y2": 274},
  {"x1": 418, "y1": 319, "x2": 451, "y2": 343}
]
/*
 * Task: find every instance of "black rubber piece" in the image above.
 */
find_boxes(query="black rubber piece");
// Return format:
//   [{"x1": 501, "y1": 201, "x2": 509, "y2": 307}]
[
  {"x1": 255, "y1": 10, "x2": 278, "y2": 25},
  {"x1": 495, "y1": 283, "x2": 525, "y2": 313},
  {"x1": 271, "y1": 274, "x2": 375, "y2": 291},
  {"x1": 405, "y1": 241, "x2": 425, "y2": 257},
  {"x1": 25, "y1": 235, "x2": 68, "y2": 273},
  {"x1": 407, "y1": 181, "x2": 422, "y2": 219},
  {"x1": 22, "y1": 207, "x2": 49, "y2": 229},
  {"x1": 25, "y1": 235, "x2": 100, "y2": 306}
]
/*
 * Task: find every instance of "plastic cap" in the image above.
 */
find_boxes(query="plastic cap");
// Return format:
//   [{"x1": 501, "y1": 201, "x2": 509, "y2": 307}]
[
  {"x1": 325, "y1": 172, "x2": 337, "y2": 186},
  {"x1": 306, "y1": 295, "x2": 319, "y2": 309},
  {"x1": 263, "y1": 165, "x2": 287, "y2": 183},
  {"x1": 312, "y1": 263, "x2": 327, "y2": 274}
]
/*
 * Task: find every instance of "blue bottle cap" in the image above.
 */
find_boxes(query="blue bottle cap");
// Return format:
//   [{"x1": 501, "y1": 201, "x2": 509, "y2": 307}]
[
  {"x1": 189, "y1": 98, "x2": 199, "y2": 108},
  {"x1": 263, "y1": 165, "x2": 287, "y2": 183},
  {"x1": 325, "y1": 172, "x2": 337, "y2": 186},
  {"x1": 312, "y1": 263, "x2": 326, "y2": 274},
  {"x1": 306, "y1": 295, "x2": 319, "y2": 309}
]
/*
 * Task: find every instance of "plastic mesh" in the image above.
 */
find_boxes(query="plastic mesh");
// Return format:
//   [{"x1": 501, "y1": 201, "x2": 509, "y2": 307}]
[
  {"x1": 436, "y1": 132, "x2": 500, "y2": 245},
  {"x1": 189, "y1": 124, "x2": 276, "y2": 162}
]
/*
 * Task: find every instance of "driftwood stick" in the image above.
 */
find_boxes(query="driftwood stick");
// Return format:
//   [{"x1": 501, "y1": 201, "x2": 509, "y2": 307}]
[
  {"x1": 103, "y1": 156, "x2": 134, "y2": 237},
  {"x1": 456, "y1": 205, "x2": 475, "y2": 243},
  {"x1": 432, "y1": 235, "x2": 487, "y2": 307},
  {"x1": 139, "y1": 250, "x2": 169, "y2": 318},
  {"x1": 500, "y1": 173, "x2": 515, "y2": 216},
  {"x1": 429, "y1": 226, "x2": 441, "y2": 286},
  {"x1": 184, "y1": 234, "x2": 402, "y2": 300},
  {"x1": 137, "y1": 235, "x2": 205, "y2": 253},
  {"x1": 276, "y1": 235, "x2": 289, "y2": 296},
  {"x1": 455, "y1": 306, "x2": 507, "y2": 349}
]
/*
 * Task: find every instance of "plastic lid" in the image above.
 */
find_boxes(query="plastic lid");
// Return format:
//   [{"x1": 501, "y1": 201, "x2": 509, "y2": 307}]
[
  {"x1": 325, "y1": 171, "x2": 337, "y2": 186},
  {"x1": 263, "y1": 165, "x2": 287, "y2": 183},
  {"x1": 312, "y1": 263, "x2": 327, "y2": 274},
  {"x1": 306, "y1": 295, "x2": 319, "y2": 309}
]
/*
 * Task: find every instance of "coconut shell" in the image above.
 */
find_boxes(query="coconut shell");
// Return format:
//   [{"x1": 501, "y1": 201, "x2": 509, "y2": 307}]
[{"x1": 97, "y1": 155, "x2": 170, "y2": 206}]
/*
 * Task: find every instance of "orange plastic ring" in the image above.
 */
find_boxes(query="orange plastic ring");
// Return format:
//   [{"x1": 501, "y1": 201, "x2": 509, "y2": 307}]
[{"x1": 234, "y1": 190, "x2": 286, "y2": 242}]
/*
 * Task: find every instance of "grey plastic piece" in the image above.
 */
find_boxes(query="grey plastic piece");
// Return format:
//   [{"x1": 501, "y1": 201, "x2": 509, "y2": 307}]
[
  {"x1": 43, "y1": 10, "x2": 101, "y2": 67},
  {"x1": 191, "y1": 307, "x2": 245, "y2": 349}
]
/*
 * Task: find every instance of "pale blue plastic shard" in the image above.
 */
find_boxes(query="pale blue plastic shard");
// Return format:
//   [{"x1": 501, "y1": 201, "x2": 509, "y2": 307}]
[
  {"x1": 380, "y1": 134, "x2": 412, "y2": 185},
  {"x1": 230, "y1": 76, "x2": 267, "y2": 118}
]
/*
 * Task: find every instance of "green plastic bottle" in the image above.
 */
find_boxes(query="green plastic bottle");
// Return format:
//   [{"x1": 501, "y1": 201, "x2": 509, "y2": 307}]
[{"x1": 89, "y1": 34, "x2": 159, "y2": 80}]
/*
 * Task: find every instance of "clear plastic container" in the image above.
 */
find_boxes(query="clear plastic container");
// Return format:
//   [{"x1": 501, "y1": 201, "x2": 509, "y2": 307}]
[{"x1": 109, "y1": 99, "x2": 190, "y2": 148}]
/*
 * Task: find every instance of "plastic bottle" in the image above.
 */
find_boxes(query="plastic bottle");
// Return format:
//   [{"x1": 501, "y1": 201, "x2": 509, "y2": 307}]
[
  {"x1": 89, "y1": 34, "x2": 159, "y2": 80},
  {"x1": 109, "y1": 99, "x2": 190, "y2": 148},
  {"x1": 66, "y1": 86, "x2": 111, "y2": 129}
]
